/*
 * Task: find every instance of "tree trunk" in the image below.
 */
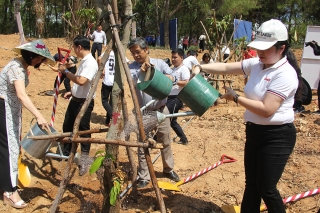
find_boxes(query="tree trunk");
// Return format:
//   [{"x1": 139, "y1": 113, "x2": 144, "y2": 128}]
[
  {"x1": 1, "y1": 0, "x2": 9, "y2": 34},
  {"x1": 93, "y1": 1, "x2": 134, "y2": 212},
  {"x1": 287, "y1": 1, "x2": 294, "y2": 44},
  {"x1": 101, "y1": 56, "x2": 122, "y2": 212},
  {"x1": 163, "y1": 0, "x2": 170, "y2": 48}
]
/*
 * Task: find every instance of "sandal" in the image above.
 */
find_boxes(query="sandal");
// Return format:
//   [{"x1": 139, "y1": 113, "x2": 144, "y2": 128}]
[{"x1": 3, "y1": 191, "x2": 28, "y2": 209}]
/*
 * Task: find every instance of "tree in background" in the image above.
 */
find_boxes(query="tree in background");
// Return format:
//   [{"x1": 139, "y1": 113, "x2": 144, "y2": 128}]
[
  {"x1": 62, "y1": 0, "x2": 96, "y2": 39},
  {"x1": 34, "y1": 0, "x2": 45, "y2": 37}
]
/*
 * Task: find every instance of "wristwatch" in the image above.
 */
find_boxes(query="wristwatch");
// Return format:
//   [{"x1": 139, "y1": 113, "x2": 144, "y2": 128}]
[
  {"x1": 172, "y1": 76, "x2": 178, "y2": 85},
  {"x1": 233, "y1": 94, "x2": 240, "y2": 103},
  {"x1": 64, "y1": 69, "x2": 69, "y2": 74}
]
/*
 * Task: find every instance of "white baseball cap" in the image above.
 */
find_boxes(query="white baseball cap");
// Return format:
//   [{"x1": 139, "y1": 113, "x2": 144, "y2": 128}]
[{"x1": 248, "y1": 19, "x2": 288, "y2": 50}]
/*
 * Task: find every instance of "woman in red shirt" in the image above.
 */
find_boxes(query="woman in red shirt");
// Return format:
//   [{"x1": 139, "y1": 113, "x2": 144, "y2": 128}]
[
  {"x1": 182, "y1": 36, "x2": 189, "y2": 51},
  {"x1": 243, "y1": 46, "x2": 257, "y2": 85}
]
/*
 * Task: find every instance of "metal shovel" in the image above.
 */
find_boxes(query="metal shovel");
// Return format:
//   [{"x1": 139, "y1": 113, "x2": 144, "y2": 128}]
[
  {"x1": 158, "y1": 154, "x2": 237, "y2": 191},
  {"x1": 18, "y1": 152, "x2": 31, "y2": 188}
]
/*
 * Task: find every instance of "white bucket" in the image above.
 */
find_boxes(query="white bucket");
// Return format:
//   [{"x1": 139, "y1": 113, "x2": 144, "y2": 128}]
[{"x1": 21, "y1": 119, "x2": 57, "y2": 159}]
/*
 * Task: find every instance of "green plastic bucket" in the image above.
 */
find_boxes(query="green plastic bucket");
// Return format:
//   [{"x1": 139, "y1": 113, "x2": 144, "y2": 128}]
[
  {"x1": 137, "y1": 67, "x2": 173, "y2": 100},
  {"x1": 178, "y1": 74, "x2": 221, "y2": 116}
]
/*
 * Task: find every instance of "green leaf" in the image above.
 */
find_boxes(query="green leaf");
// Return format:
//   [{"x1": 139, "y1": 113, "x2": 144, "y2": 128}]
[
  {"x1": 89, "y1": 156, "x2": 105, "y2": 175},
  {"x1": 109, "y1": 180, "x2": 121, "y2": 206}
]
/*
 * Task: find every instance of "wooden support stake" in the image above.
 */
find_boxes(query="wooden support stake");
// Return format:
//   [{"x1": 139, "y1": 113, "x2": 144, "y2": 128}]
[
  {"x1": 50, "y1": 41, "x2": 114, "y2": 213},
  {"x1": 56, "y1": 138, "x2": 163, "y2": 149},
  {"x1": 28, "y1": 128, "x2": 109, "y2": 140}
]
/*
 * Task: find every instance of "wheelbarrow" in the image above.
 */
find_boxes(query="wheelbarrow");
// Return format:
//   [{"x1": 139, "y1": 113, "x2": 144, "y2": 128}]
[{"x1": 158, "y1": 154, "x2": 237, "y2": 191}]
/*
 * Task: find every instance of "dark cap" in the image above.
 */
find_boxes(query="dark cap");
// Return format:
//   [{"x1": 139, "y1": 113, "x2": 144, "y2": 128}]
[{"x1": 53, "y1": 53, "x2": 64, "y2": 62}]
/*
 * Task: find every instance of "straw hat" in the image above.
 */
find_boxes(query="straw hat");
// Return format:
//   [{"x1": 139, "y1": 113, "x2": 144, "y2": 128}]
[{"x1": 12, "y1": 39, "x2": 55, "y2": 65}]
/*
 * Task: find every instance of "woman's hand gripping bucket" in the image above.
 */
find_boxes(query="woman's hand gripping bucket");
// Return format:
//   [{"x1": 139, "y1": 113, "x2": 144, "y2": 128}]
[{"x1": 21, "y1": 118, "x2": 57, "y2": 159}]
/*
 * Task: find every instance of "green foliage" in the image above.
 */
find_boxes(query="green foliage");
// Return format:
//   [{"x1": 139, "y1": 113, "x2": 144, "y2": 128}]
[
  {"x1": 109, "y1": 180, "x2": 121, "y2": 206},
  {"x1": 76, "y1": 8, "x2": 96, "y2": 23},
  {"x1": 89, "y1": 150, "x2": 115, "y2": 175},
  {"x1": 187, "y1": 45, "x2": 199, "y2": 52},
  {"x1": 89, "y1": 156, "x2": 105, "y2": 175},
  {"x1": 217, "y1": 0, "x2": 260, "y2": 16}
]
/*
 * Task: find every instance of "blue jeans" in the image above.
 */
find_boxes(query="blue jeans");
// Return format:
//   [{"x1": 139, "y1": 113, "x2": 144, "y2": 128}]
[{"x1": 241, "y1": 122, "x2": 296, "y2": 213}]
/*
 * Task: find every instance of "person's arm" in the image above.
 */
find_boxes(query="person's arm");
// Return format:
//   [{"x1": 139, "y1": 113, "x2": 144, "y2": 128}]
[
  {"x1": 89, "y1": 31, "x2": 95, "y2": 40},
  {"x1": 97, "y1": 55, "x2": 106, "y2": 79},
  {"x1": 14, "y1": 80, "x2": 49, "y2": 129},
  {"x1": 58, "y1": 63, "x2": 88, "y2": 86},
  {"x1": 103, "y1": 32, "x2": 107, "y2": 46},
  {"x1": 48, "y1": 62, "x2": 60, "y2": 72},
  {"x1": 308, "y1": 42, "x2": 320, "y2": 56},
  {"x1": 62, "y1": 71, "x2": 88, "y2": 85},
  {"x1": 192, "y1": 61, "x2": 243, "y2": 76},
  {"x1": 48, "y1": 64, "x2": 59, "y2": 72},
  {"x1": 222, "y1": 87, "x2": 283, "y2": 118}
]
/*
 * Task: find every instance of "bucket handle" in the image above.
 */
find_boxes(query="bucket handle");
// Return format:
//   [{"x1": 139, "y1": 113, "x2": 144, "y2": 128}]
[{"x1": 29, "y1": 118, "x2": 36, "y2": 137}]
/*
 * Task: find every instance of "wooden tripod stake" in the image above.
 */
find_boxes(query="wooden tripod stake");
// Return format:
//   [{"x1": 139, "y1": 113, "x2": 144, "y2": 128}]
[{"x1": 49, "y1": 41, "x2": 114, "y2": 213}]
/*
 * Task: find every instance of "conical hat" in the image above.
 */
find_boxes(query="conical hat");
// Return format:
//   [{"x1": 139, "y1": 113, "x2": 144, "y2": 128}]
[{"x1": 12, "y1": 39, "x2": 55, "y2": 65}]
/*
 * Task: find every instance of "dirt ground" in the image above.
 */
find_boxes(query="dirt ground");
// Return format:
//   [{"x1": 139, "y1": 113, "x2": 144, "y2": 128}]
[{"x1": 0, "y1": 34, "x2": 319, "y2": 213}]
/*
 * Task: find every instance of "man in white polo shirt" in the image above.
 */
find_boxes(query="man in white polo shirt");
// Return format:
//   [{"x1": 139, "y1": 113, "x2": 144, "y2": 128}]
[
  {"x1": 183, "y1": 50, "x2": 200, "y2": 71},
  {"x1": 58, "y1": 35, "x2": 98, "y2": 176},
  {"x1": 166, "y1": 48, "x2": 190, "y2": 145},
  {"x1": 88, "y1": 24, "x2": 107, "y2": 59}
]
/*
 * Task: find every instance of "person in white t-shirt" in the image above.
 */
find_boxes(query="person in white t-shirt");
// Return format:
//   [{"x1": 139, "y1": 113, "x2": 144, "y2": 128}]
[
  {"x1": 183, "y1": 50, "x2": 199, "y2": 71},
  {"x1": 198, "y1": 33, "x2": 206, "y2": 52},
  {"x1": 99, "y1": 51, "x2": 115, "y2": 126},
  {"x1": 166, "y1": 48, "x2": 190, "y2": 145},
  {"x1": 87, "y1": 24, "x2": 107, "y2": 59},
  {"x1": 58, "y1": 35, "x2": 98, "y2": 176},
  {"x1": 98, "y1": 51, "x2": 129, "y2": 126},
  {"x1": 192, "y1": 19, "x2": 303, "y2": 213},
  {"x1": 221, "y1": 45, "x2": 230, "y2": 62}
]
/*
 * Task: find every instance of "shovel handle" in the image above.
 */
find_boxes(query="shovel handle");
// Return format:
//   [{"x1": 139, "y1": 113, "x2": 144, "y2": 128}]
[
  {"x1": 260, "y1": 187, "x2": 320, "y2": 211},
  {"x1": 182, "y1": 155, "x2": 236, "y2": 184},
  {"x1": 58, "y1": 47, "x2": 71, "y2": 64}
]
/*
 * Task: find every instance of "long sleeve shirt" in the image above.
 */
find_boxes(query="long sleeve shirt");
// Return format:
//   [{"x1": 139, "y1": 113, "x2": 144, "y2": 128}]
[{"x1": 90, "y1": 30, "x2": 107, "y2": 46}]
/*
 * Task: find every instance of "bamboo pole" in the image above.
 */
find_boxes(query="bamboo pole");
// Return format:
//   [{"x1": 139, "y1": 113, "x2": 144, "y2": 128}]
[
  {"x1": 106, "y1": 2, "x2": 166, "y2": 212},
  {"x1": 56, "y1": 138, "x2": 163, "y2": 149},
  {"x1": 50, "y1": 41, "x2": 114, "y2": 213},
  {"x1": 28, "y1": 128, "x2": 109, "y2": 140}
]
